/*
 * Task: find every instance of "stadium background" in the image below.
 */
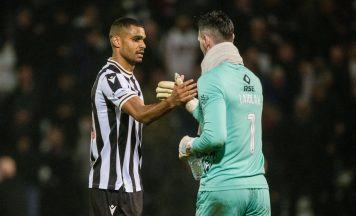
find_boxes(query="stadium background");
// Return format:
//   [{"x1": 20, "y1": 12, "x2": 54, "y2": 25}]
[{"x1": 0, "y1": 0, "x2": 355, "y2": 215}]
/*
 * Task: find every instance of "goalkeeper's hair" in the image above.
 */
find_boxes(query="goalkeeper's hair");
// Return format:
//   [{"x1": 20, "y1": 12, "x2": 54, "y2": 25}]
[
  {"x1": 109, "y1": 17, "x2": 144, "y2": 38},
  {"x1": 197, "y1": 11, "x2": 234, "y2": 43}
]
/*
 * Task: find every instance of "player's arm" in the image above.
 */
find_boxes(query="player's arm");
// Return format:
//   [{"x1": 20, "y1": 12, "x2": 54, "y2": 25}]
[
  {"x1": 101, "y1": 73, "x2": 197, "y2": 125},
  {"x1": 122, "y1": 79, "x2": 197, "y2": 124},
  {"x1": 179, "y1": 79, "x2": 227, "y2": 157},
  {"x1": 191, "y1": 81, "x2": 226, "y2": 154}
]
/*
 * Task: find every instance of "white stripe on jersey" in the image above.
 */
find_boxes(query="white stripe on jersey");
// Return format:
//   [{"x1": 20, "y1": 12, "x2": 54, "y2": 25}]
[
  {"x1": 133, "y1": 121, "x2": 142, "y2": 191},
  {"x1": 97, "y1": 100, "x2": 111, "y2": 189},
  {"x1": 114, "y1": 108, "x2": 123, "y2": 190},
  {"x1": 122, "y1": 116, "x2": 134, "y2": 192}
]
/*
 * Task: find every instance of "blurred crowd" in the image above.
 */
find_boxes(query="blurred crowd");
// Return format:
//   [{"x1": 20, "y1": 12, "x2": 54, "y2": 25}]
[{"x1": 0, "y1": 0, "x2": 355, "y2": 215}]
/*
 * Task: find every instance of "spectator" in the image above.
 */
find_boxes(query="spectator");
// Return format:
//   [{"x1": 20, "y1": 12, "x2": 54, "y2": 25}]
[
  {"x1": 0, "y1": 156, "x2": 27, "y2": 216},
  {"x1": 162, "y1": 14, "x2": 199, "y2": 79}
]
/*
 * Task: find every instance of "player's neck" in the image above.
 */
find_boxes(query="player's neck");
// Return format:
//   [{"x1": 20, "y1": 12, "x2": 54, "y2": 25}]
[{"x1": 110, "y1": 55, "x2": 134, "y2": 74}]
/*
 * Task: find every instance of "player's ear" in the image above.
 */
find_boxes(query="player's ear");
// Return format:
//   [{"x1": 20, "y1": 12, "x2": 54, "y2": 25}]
[
  {"x1": 203, "y1": 34, "x2": 212, "y2": 50},
  {"x1": 111, "y1": 36, "x2": 121, "y2": 48}
]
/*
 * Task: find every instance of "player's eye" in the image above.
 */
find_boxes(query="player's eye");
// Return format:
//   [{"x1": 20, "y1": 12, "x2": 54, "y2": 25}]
[{"x1": 132, "y1": 36, "x2": 145, "y2": 42}]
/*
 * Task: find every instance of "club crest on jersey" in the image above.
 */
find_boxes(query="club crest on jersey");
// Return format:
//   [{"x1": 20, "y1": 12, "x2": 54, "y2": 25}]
[{"x1": 200, "y1": 94, "x2": 209, "y2": 105}]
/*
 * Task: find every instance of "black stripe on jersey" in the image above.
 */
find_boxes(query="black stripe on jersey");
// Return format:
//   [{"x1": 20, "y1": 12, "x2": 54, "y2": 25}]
[
  {"x1": 138, "y1": 124, "x2": 142, "y2": 162},
  {"x1": 106, "y1": 64, "x2": 120, "y2": 74},
  {"x1": 129, "y1": 121, "x2": 137, "y2": 192},
  {"x1": 130, "y1": 77, "x2": 141, "y2": 97},
  {"x1": 104, "y1": 95, "x2": 118, "y2": 190},
  {"x1": 118, "y1": 112, "x2": 129, "y2": 191},
  {"x1": 123, "y1": 76, "x2": 130, "y2": 84},
  {"x1": 138, "y1": 124, "x2": 143, "y2": 189},
  {"x1": 105, "y1": 73, "x2": 122, "y2": 92},
  {"x1": 91, "y1": 67, "x2": 109, "y2": 187}
]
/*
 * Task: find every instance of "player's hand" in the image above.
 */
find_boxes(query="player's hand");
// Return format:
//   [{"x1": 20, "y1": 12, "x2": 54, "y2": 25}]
[
  {"x1": 157, "y1": 73, "x2": 198, "y2": 109},
  {"x1": 156, "y1": 73, "x2": 184, "y2": 100},
  {"x1": 166, "y1": 79, "x2": 197, "y2": 107},
  {"x1": 179, "y1": 135, "x2": 195, "y2": 159}
]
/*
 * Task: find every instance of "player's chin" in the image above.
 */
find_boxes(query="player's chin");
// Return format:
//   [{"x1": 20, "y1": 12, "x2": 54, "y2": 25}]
[{"x1": 134, "y1": 56, "x2": 144, "y2": 63}]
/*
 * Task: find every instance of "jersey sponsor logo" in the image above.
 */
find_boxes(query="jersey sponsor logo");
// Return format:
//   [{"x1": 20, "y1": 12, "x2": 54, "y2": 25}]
[
  {"x1": 109, "y1": 205, "x2": 117, "y2": 215},
  {"x1": 243, "y1": 74, "x2": 251, "y2": 84},
  {"x1": 243, "y1": 85, "x2": 255, "y2": 92}
]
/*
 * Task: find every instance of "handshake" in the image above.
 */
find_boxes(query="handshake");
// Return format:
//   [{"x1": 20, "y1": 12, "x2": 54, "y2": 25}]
[
  {"x1": 156, "y1": 74, "x2": 203, "y2": 180},
  {"x1": 156, "y1": 73, "x2": 199, "y2": 113}
]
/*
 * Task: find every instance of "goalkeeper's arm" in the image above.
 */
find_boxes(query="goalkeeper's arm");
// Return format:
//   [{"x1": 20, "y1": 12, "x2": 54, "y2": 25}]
[
  {"x1": 180, "y1": 79, "x2": 227, "y2": 155},
  {"x1": 178, "y1": 97, "x2": 227, "y2": 156}
]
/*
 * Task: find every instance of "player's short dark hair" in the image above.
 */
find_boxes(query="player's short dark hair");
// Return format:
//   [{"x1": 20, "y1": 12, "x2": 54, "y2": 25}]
[
  {"x1": 197, "y1": 11, "x2": 234, "y2": 42},
  {"x1": 111, "y1": 17, "x2": 144, "y2": 29},
  {"x1": 109, "y1": 17, "x2": 144, "y2": 37}
]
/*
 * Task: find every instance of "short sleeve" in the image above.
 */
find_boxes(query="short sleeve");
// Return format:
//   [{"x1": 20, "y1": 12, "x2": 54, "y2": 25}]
[{"x1": 100, "y1": 73, "x2": 138, "y2": 110}]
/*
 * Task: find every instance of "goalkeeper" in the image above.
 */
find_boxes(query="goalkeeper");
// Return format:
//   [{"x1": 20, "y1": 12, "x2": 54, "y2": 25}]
[{"x1": 157, "y1": 11, "x2": 270, "y2": 216}]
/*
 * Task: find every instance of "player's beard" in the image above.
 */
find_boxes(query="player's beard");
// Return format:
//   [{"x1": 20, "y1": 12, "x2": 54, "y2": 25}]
[{"x1": 123, "y1": 53, "x2": 142, "y2": 66}]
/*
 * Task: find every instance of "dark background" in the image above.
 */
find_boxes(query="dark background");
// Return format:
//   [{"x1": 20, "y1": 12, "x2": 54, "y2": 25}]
[{"x1": 0, "y1": 0, "x2": 355, "y2": 215}]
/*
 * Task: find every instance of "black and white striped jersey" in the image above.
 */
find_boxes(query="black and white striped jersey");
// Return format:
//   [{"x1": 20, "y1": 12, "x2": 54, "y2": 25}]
[{"x1": 89, "y1": 58, "x2": 143, "y2": 192}]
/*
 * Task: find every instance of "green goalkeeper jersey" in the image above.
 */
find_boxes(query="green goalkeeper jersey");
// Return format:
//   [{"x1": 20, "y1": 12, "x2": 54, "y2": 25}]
[{"x1": 191, "y1": 62, "x2": 268, "y2": 191}]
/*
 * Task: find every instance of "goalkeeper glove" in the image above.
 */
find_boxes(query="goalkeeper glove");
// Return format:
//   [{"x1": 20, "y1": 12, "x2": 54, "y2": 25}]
[
  {"x1": 178, "y1": 135, "x2": 195, "y2": 159},
  {"x1": 156, "y1": 73, "x2": 182, "y2": 100},
  {"x1": 156, "y1": 73, "x2": 199, "y2": 113},
  {"x1": 156, "y1": 81, "x2": 174, "y2": 100},
  {"x1": 178, "y1": 135, "x2": 204, "y2": 180}
]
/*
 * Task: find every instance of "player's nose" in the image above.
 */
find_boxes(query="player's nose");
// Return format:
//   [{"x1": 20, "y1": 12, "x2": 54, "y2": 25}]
[{"x1": 140, "y1": 41, "x2": 146, "y2": 49}]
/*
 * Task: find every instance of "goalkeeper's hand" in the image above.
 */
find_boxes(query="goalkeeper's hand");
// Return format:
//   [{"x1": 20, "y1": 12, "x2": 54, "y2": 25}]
[
  {"x1": 156, "y1": 73, "x2": 199, "y2": 113},
  {"x1": 178, "y1": 135, "x2": 195, "y2": 159},
  {"x1": 156, "y1": 73, "x2": 183, "y2": 100},
  {"x1": 156, "y1": 80, "x2": 174, "y2": 100}
]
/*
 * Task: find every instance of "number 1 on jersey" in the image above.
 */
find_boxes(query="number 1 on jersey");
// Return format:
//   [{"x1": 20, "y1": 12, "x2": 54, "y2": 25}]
[{"x1": 247, "y1": 113, "x2": 255, "y2": 154}]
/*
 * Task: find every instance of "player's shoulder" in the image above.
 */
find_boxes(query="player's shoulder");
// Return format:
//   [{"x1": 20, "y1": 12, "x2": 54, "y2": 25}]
[
  {"x1": 236, "y1": 65, "x2": 263, "y2": 92},
  {"x1": 197, "y1": 69, "x2": 225, "y2": 94},
  {"x1": 233, "y1": 64, "x2": 261, "y2": 82},
  {"x1": 199, "y1": 62, "x2": 237, "y2": 84},
  {"x1": 97, "y1": 65, "x2": 129, "y2": 87}
]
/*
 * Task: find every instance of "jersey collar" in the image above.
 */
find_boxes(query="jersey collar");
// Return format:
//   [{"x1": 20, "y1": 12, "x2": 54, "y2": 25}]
[{"x1": 107, "y1": 58, "x2": 133, "y2": 77}]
